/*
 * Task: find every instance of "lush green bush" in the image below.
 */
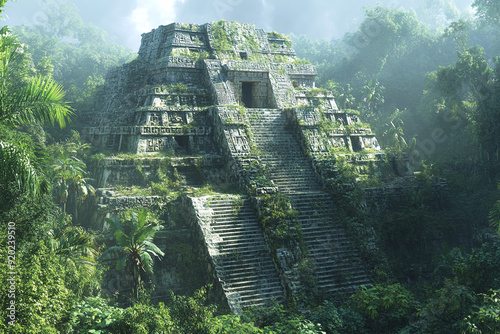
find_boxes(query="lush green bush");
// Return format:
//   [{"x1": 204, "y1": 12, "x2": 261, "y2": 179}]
[
  {"x1": 0, "y1": 241, "x2": 73, "y2": 333},
  {"x1": 310, "y1": 301, "x2": 367, "y2": 334},
  {"x1": 209, "y1": 314, "x2": 264, "y2": 333},
  {"x1": 414, "y1": 279, "x2": 476, "y2": 333},
  {"x1": 168, "y1": 285, "x2": 217, "y2": 334},
  {"x1": 264, "y1": 318, "x2": 325, "y2": 334},
  {"x1": 452, "y1": 241, "x2": 500, "y2": 294},
  {"x1": 111, "y1": 302, "x2": 175, "y2": 334},
  {"x1": 461, "y1": 290, "x2": 500, "y2": 333},
  {"x1": 348, "y1": 283, "x2": 418, "y2": 333},
  {"x1": 60, "y1": 297, "x2": 123, "y2": 333},
  {"x1": 244, "y1": 304, "x2": 325, "y2": 334}
]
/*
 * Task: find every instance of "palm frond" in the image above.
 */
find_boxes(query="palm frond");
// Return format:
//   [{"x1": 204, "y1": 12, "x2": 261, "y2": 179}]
[
  {"x1": 0, "y1": 141, "x2": 41, "y2": 196},
  {"x1": 3, "y1": 75, "x2": 73, "y2": 128},
  {"x1": 116, "y1": 254, "x2": 128, "y2": 271},
  {"x1": 142, "y1": 240, "x2": 165, "y2": 258},
  {"x1": 99, "y1": 246, "x2": 126, "y2": 261},
  {"x1": 140, "y1": 252, "x2": 154, "y2": 274},
  {"x1": 136, "y1": 208, "x2": 148, "y2": 228},
  {"x1": 49, "y1": 221, "x2": 99, "y2": 276},
  {"x1": 106, "y1": 217, "x2": 125, "y2": 235},
  {"x1": 135, "y1": 224, "x2": 158, "y2": 244}
]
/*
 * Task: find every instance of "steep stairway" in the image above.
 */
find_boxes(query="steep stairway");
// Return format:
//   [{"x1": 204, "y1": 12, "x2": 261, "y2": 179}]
[
  {"x1": 246, "y1": 108, "x2": 371, "y2": 295},
  {"x1": 191, "y1": 195, "x2": 284, "y2": 312}
]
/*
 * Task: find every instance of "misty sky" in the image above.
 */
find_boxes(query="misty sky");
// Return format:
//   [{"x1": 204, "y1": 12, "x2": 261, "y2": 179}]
[{"x1": 2, "y1": 0, "x2": 474, "y2": 52}]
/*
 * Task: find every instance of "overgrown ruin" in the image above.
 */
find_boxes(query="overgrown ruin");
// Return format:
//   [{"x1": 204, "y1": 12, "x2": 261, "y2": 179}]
[{"x1": 81, "y1": 21, "x2": 399, "y2": 312}]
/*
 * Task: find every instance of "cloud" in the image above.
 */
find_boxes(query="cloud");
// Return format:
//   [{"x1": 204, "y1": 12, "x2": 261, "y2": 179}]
[{"x1": 128, "y1": 0, "x2": 185, "y2": 35}]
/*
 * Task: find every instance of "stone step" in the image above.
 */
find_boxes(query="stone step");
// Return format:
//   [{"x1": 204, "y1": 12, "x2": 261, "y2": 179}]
[
  {"x1": 218, "y1": 241, "x2": 267, "y2": 251},
  {"x1": 270, "y1": 176, "x2": 317, "y2": 183},
  {"x1": 219, "y1": 264, "x2": 277, "y2": 276},
  {"x1": 211, "y1": 223, "x2": 261, "y2": 231},
  {"x1": 259, "y1": 156, "x2": 311, "y2": 162},
  {"x1": 211, "y1": 220, "x2": 259, "y2": 227},
  {"x1": 212, "y1": 212, "x2": 255, "y2": 218},
  {"x1": 269, "y1": 176, "x2": 317, "y2": 182},
  {"x1": 212, "y1": 225, "x2": 261, "y2": 233},
  {"x1": 248, "y1": 118, "x2": 287, "y2": 123},
  {"x1": 220, "y1": 274, "x2": 280, "y2": 286},
  {"x1": 215, "y1": 257, "x2": 274, "y2": 268},
  {"x1": 218, "y1": 236, "x2": 266, "y2": 245},
  {"x1": 211, "y1": 218, "x2": 258, "y2": 224},
  {"x1": 223, "y1": 277, "x2": 283, "y2": 289},
  {"x1": 224, "y1": 286, "x2": 284, "y2": 300},
  {"x1": 230, "y1": 286, "x2": 285, "y2": 298},
  {"x1": 235, "y1": 290, "x2": 285, "y2": 305},
  {"x1": 302, "y1": 230, "x2": 348, "y2": 240}
]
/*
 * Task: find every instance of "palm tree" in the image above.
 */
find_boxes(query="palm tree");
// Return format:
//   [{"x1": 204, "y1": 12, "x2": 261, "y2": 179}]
[
  {"x1": 52, "y1": 150, "x2": 94, "y2": 221},
  {"x1": 382, "y1": 117, "x2": 408, "y2": 152},
  {"x1": 71, "y1": 173, "x2": 95, "y2": 223},
  {"x1": 99, "y1": 209, "x2": 164, "y2": 300},
  {"x1": 48, "y1": 213, "x2": 99, "y2": 295},
  {"x1": 361, "y1": 80, "x2": 385, "y2": 114},
  {"x1": 0, "y1": 26, "x2": 72, "y2": 196},
  {"x1": 52, "y1": 150, "x2": 85, "y2": 212}
]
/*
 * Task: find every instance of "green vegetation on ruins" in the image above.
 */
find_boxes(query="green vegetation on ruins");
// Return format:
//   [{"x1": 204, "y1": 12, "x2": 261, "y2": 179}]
[{"x1": 210, "y1": 20, "x2": 261, "y2": 53}]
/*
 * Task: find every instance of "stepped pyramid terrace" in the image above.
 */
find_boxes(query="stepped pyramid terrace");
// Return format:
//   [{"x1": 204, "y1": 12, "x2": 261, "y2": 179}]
[{"x1": 81, "y1": 20, "x2": 404, "y2": 313}]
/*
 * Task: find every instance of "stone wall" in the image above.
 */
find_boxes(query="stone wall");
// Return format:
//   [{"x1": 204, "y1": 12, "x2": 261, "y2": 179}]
[
  {"x1": 179, "y1": 195, "x2": 232, "y2": 311},
  {"x1": 138, "y1": 23, "x2": 209, "y2": 61},
  {"x1": 90, "y1": 155, "x2": 222, "y2": 188},
  {"x1": 101, "y1": 197, "x2": 213, "y2": 304}
]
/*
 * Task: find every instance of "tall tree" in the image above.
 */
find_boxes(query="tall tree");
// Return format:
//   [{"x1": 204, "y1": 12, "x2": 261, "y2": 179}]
[
  {"x1": 48, "y1": 213, "x2": 100, "y2": 296},
  {"x1": 100, "y1": 209, "x2": 164, "y2": 300},
  {"x1": 52, "y1": 149, "x2": 94, "y2": 220},
  {"x1": 473, "y1": 0, "x2": 500, "y2": 26},
  {"x1": 0, "y1": 26, "x2": 72, "y2": 197}
]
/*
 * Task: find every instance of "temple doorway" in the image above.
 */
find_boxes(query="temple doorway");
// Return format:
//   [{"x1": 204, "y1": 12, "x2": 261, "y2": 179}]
[{"x1": 241, "y1": 82, "x2": 254, "y2": 108}]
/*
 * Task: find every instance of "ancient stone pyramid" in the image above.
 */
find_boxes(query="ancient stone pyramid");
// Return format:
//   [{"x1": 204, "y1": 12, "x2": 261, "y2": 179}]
[{"x1": 83, "y1": 21, "x2": 386, "y2": 312}]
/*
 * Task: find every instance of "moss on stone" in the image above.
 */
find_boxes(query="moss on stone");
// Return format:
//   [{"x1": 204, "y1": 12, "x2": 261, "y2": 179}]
[{"x1": 210, "y1": 21, "x2": 262, "y2": 57}]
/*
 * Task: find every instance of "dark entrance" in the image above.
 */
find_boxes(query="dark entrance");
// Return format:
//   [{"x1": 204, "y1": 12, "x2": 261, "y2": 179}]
[
  {"x1": 174, "y1": 136, "x2": 189, "y2": 153},
  {"x1": 350, "y1": 136, "x2": 363, "y2": 152},
  {"x1": 241, "y1": 82, "x2": 253, "y2": 108}
]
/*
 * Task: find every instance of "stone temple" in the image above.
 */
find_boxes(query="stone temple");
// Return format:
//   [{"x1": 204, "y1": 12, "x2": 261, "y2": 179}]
[{"x1": 82, "y1": 21, "x2": 389, "y2": 312}]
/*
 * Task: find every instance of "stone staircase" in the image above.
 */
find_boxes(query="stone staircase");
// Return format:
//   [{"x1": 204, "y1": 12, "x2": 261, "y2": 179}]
[
  {"x1": 191, "y1": 194, "x2": 284, "y2": 312},
  {"x1": 246, "y1": 108, "x2": 371, "y2": 296}
]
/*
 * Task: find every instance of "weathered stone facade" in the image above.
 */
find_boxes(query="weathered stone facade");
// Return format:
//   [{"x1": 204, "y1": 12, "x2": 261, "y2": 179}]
[{"x1": 83, "y1": 21, "x2": 395, "y2": 312}]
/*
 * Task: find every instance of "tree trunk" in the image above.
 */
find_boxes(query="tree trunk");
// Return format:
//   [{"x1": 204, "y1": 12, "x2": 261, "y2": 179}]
[
  {"x1": 74, "y1": 195, "x2": 78, "y2": 224},
  {"x1": 133, "y1": 265, "x2": 140, "y2": 300}
]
